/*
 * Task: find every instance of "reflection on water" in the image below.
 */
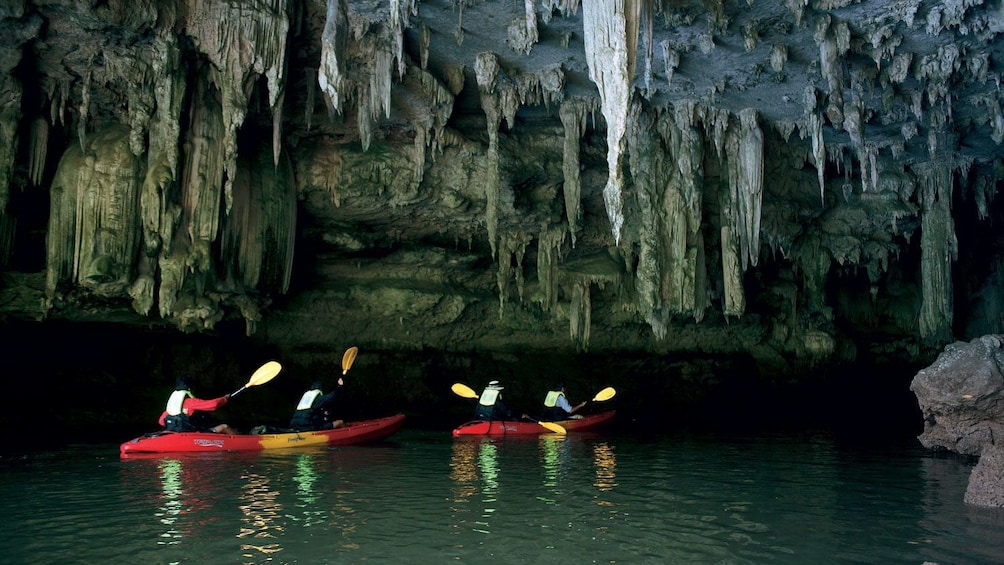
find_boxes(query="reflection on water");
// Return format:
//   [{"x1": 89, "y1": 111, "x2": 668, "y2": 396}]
[
  {"x1": 238, "y1": 472, "x2": 284, "y2": 558},
  {"x1": 448, "y1": 438, "x2": 503, "y2": 534},
  {"x1": 5, "y1": 432, "x2": 1004, "y2": 563},
  {"x1": 289, "y1": 453, "x2": 325, "y2": 527},
  {"x1": 539, "y1": 435, "x2": 570, "y2": 502},
  {"x1": 592, "y1": 441, "x2": 617, "y2": 491},
  {"x1": 157, "y1": 458, "x2": 183, "y2": 544}
]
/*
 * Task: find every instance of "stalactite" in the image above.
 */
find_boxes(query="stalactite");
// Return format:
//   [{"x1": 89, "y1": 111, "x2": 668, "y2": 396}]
[
  {"x1": 149, "y1": 35, "x2": 185, "y2": 181},
  {"x1": 816, "y1": 19, "x2": 845, "y2": 126},
  {"x1": 916, "y1": 164, "x2": 957, "y2": 340},
  {"x1": 507, "y1": 0, "x2": 539, "y2": 55},
  {"x1": 45, "y1": 126, "x2": 142, "y2": 302},
  {"x1": 559, "y1": 98, "x2": 589, "y2": 246},
  {"x1": 569, "y1": 280, "x2": 592, "y2": 350},
  {"x1": 803, "y1": 86, "x2": 826, "y2": 204},
  {"x1": 661, "y1": 41, "x2": 679, "y2": 86},
  {"x1": 630, "y1": 104, "x2": 669, "y2": 339},
  {"x1": 719, "y1": 224, "x2": 746, "y2": 317},
  {"x1": 515, "y1": 65, "x2": 565, "y2": 111},
  {"x1": 398, "y1": 65, "x2": 454, "y2": 172},
  {"x1": 770, "y1": 44, "x2": 787, "y2": 73},
  {"x1": 582, "y1": 0, "x2": 640, "y2": 246},
  {"x1": 221, "y1": 139, "x2": 298, "y2": 303},
  {"x1": 78, "y1": 70, "x2": 92, "y2": 152},
  {"x1": 536, "y1": 227, "x2": 566, "y2": 312},
  {"x1": 273, "y1": 90, "x2": 284, "y2": 168},
  {"x1": 496, "y1": 232, "x2": 531, "y2": 317},
  {"x1": 641, "y1": 0, "x2": 654, "y2": 95},
  {"x1": 733, "y1": 108, "x2": 764, "y2": 270},
  {"x1": 179, "y1": 70, "x2": 226, "y2": 280},
  {"x1": 420, "y1": 24, "x2": 430, "y2": 69},
  {"x1": 317, "y1": 0, "x2": 349, "y2": 118},
  {"x1": 28, "y1": 118, "x2": 48, "y2": 187},
  {"x1": 809, "y1": 113, "x2": 826, "y2": 203},
  {"x1": 389, "y1": 0, "x2": 417, "y2": 79},
  {"x1": 476, "y1": 52, "x2": 503, "y2": 257},
  {"x1": 187, "y1": 0, "x2": 291, "y2": 215},
  {"x1": 0, "y1": 76, "x2": 22, "y2": 260},
  {"x1": 671, "y1": 102, "x2": 707, "y2": 321},
  {"x1": 785, "y1": 0, "x2": 807, "y2": 27},
  {"x1": 305, "y1": 68, "x2": 316, "y2": 130}
]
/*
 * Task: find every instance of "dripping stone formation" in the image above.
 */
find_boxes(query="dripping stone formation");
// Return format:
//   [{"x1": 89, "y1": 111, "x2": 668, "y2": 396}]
[{"x1": 0, "y1": 0, "x2": 1002, "y2": 383}]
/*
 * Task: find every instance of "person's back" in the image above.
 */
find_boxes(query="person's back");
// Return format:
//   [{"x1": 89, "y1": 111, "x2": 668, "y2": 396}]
[
  {"x1": 290, "y1": 378, "x2": 344, "y2": 430},
  {"x1": 475, "y1": 380, "x2": 514, "y2": 421}
]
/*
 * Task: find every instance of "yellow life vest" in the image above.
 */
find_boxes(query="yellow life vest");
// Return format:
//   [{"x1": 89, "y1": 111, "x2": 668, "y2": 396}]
[{"x1": 543, "y1": 390, "x2": 565, "y2": 408}]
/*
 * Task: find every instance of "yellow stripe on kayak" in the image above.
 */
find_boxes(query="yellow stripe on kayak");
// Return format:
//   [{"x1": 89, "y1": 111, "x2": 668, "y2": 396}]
[{"x1": 258, "y1": 431, "x2": 329, "y2": 449}]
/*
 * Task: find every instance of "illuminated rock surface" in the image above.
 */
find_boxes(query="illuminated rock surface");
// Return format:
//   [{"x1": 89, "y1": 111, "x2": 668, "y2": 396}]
[{"x1": 1, "y1": 0, "x2": 1004, "y2": 384}]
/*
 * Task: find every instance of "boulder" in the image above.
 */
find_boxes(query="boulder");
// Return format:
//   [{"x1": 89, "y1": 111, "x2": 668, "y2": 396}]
[
  {"x1": 964, "y1": 443, "x2": 1004, "y2": 508},
  {"x1": 911, "y1": 335, "x2": 1004, "y2": 507}
]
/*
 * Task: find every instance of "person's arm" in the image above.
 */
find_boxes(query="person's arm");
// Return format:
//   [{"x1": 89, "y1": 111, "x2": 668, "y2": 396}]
[
  {"x1": 184, "y1": 395, "x2": 229, "y2": 412},
  {"x1": 317, "y1": 378, "x2": 344, "y2": 410}
]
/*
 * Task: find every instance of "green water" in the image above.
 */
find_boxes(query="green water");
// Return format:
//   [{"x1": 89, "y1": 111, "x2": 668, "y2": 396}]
[{"x1": 1, "y1": 429, "x2": 1002, "y2": 564}]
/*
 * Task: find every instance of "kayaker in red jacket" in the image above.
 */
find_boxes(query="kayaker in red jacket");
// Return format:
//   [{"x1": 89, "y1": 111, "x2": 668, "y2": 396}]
[{"x1": 159, "y1": 376, "x2": 239, "y2": 434}]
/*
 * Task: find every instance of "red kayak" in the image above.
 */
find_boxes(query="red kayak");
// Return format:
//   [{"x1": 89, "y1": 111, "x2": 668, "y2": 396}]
[
  {"x1": 120, "y1": 414, "x2": 406, "y2": 455},
  {"x1": 452, "y1": 410, "x2": 616, "y2": 436}
]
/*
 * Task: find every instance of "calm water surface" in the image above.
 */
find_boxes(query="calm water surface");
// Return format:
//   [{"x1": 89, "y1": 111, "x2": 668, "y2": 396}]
[{"x1": 2, "y1": 428, "x2": 1002, "y2": 564}]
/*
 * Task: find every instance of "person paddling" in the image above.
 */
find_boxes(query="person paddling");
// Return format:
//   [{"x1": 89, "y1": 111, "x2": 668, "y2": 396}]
[
  {"x1": 159, "y1": 375, "x2": 239, "y2": 434},
  {"x1": 290, "y1": 377, "x2": 346, "y2": 431},
  {"x1": 475, "y1": 380, "x2": 527, "y2": 421},
  {"x1": 541, "y1": 381, "x2": 587, "y2": 421}
]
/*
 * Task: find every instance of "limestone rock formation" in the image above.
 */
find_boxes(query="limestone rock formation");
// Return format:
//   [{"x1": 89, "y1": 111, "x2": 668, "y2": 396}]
[
  {"x1": 0, "y1": 0, "x2": 1003, "y2": 383},
  {"x1": 911, "y1": 335, "x2": 1004, "y2": 507}
]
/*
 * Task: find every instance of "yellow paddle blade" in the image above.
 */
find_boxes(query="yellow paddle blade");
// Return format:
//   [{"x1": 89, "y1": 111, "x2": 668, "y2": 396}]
[
  {"x1": 539, "y1": 421, "x2": 566, "y2": 434},
  {"x1": 592, "y1": 386, "x2": 616, "y2": 402},
  {"x1": 247, "y1": 361, "x2": 282, "y2": 387},
  {"x1": 451, "y1": 383, "x2": 479, "y2": 399},
  {"x1": 342, "y1": 346, "x2": 358, "y2": 375}
]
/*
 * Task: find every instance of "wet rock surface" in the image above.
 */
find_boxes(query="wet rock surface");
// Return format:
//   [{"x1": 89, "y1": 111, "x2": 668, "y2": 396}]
[{"x1": 912, "y1": 335, "x2": 1004, "y2": 507}]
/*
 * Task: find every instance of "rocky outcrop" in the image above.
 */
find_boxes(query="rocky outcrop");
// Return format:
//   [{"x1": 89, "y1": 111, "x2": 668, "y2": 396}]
[
  {"x1": 964, "y1": 443, "x2": 1004, "y2": 508},
  {"x1": 911, "y1": 335, "x2": 1004, "y2": 507}
]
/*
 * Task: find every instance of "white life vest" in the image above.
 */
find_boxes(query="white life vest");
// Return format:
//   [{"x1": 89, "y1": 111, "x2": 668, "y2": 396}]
[
  {"x1": 166, "y1": 389, "x2": 193, "y2": 416},
  {"x1": 297, "y1": 389, "x2": 322, "y2": 410},
  {"x1": 479, "y1": 388, "x2": 500, "y2": 407}
]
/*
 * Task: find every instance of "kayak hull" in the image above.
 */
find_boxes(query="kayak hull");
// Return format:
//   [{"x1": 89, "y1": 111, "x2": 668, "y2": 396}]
[
  {"x1": 452, "y1": 410, "x2": 615, "y2": 436},
  {"x1": 120, "y1": 414, "x2": 406, "y2": 455}
]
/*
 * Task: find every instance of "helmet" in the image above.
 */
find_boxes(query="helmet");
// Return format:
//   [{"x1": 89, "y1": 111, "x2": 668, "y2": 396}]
[
  {"x1": 310, "y1": 380, "x2": 324, "y2": 390},
  {"x1": 175, "y1": 375, "x2": 193, "y2": 391},
  {"x1": 487, "y1": 380, "x2": 504, "y2": 390}
]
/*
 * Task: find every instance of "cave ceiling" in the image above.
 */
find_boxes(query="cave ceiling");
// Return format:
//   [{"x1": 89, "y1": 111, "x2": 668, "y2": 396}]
[{"x1": 1, "y1": 0, "x2": 1004, "y2": 376}]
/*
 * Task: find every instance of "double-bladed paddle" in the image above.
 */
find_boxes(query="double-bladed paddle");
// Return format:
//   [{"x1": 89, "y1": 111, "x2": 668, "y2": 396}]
[{"x1": 230, "y1": 361, "x2": 283, "y2": 398}]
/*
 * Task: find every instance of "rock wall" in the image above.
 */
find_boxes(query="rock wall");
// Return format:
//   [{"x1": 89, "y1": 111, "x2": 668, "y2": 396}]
[{"x1": 0, "y1": 1, "x2": 1003, "y2": 386}]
